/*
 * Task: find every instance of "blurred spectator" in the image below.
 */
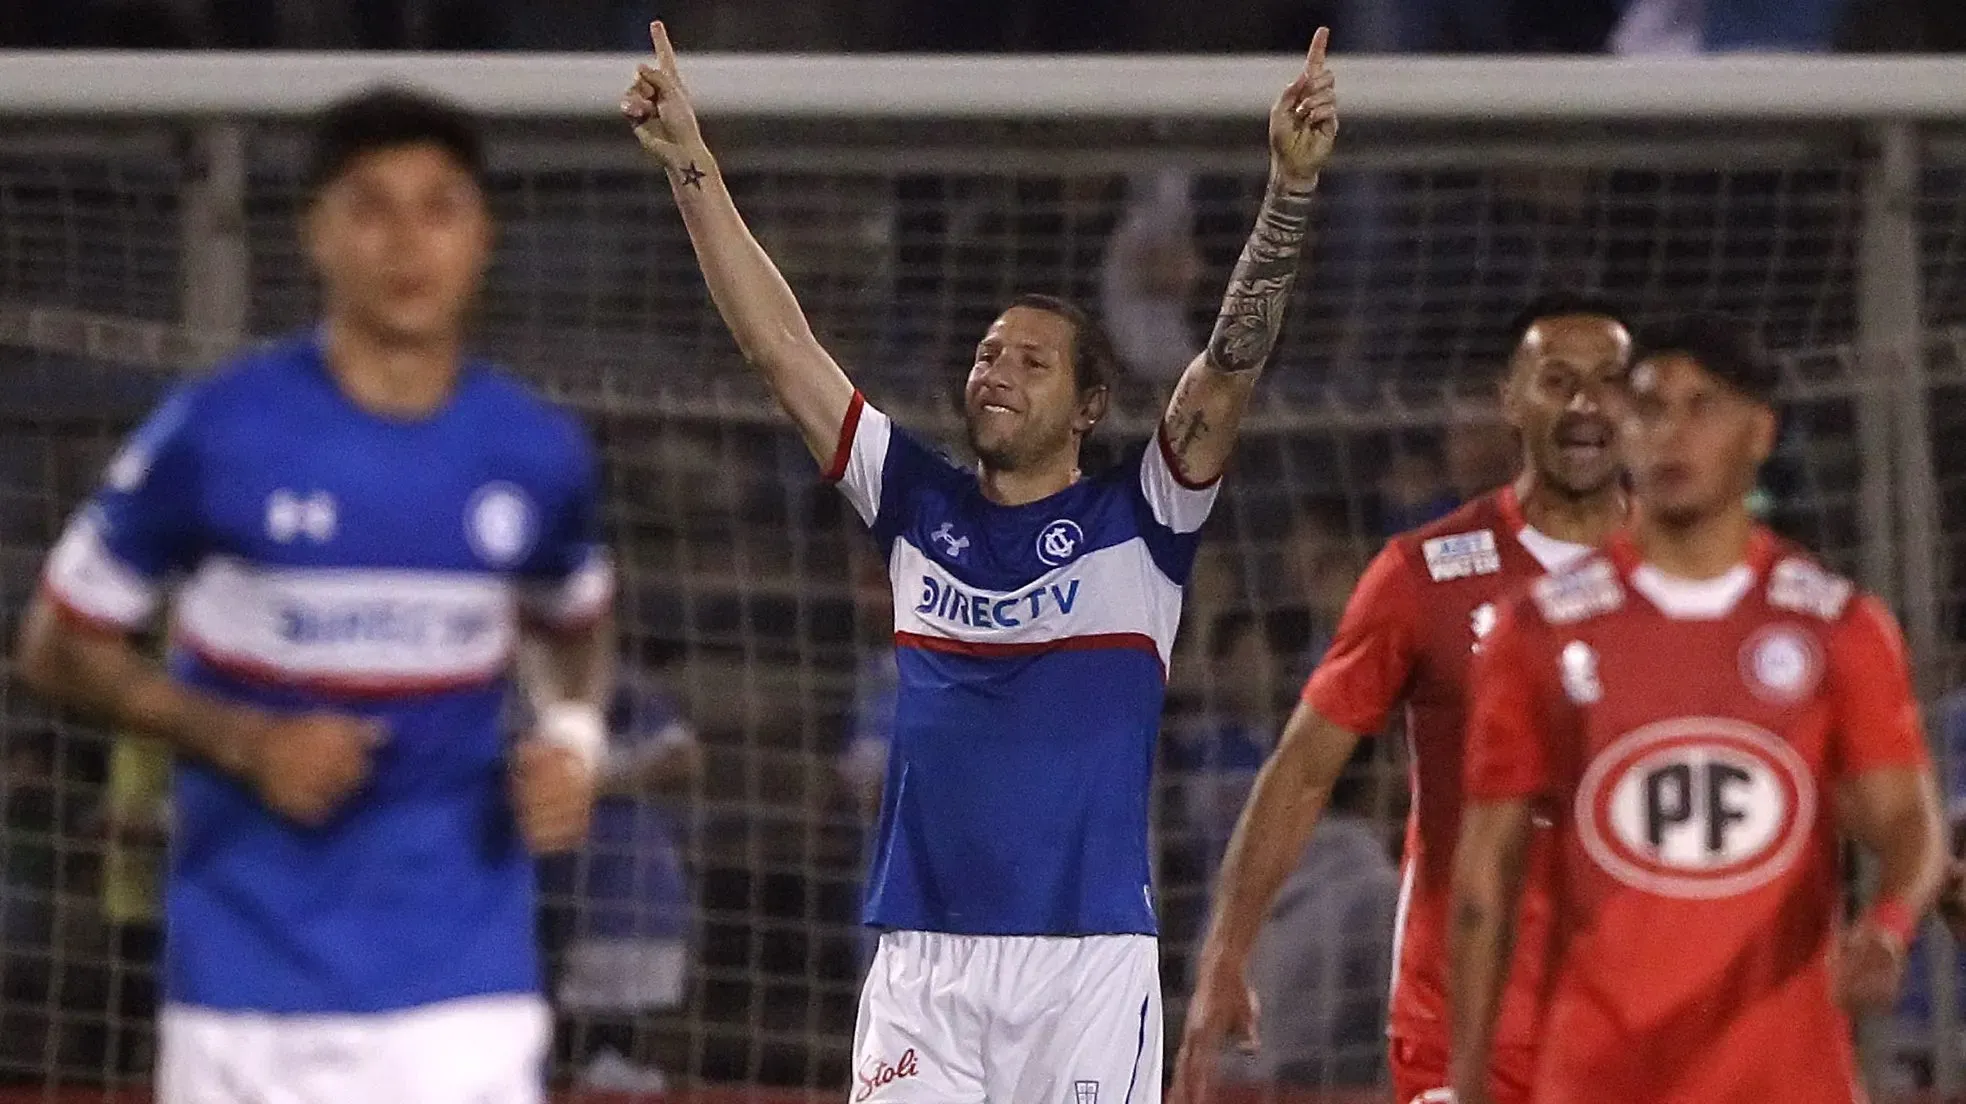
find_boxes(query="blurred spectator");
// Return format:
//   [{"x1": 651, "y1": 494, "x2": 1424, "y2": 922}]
[
  {"x1": 1376, "y1": 442, "x2": 1460, "y2": 537},
  {"x1": 1445, "y1": 402, "x2": 1520, "y2": 501},
  {"x1": 1893, "y1": 638, "x2": 1966, "y2": 1085},
  {"x1": 1611, "y1": 0, "x2": 1849, "y2": 53},
  {"x1": 885, "y1": 0, "x2": 1136, "y2": 51},
  {"x1": 1341, "y1": 0, "x2": 1511, "y2": 53},
  {"x1": 538, "y1": 668, "x2": 703, "y2": 1092},
  {"x1": 1101, "y1": 169, "x2": 1204, "y2": 390},
  {"x1": 94, "y1": 732, "x2": 171, "y2": 1077},
  {"x1": 0, "y1": 733, "x2": 60, "y2": 1075},
  {"x1": 1221, "y1": 751, "x2": 1398, "y2": 1090},
  {"x1": 1269, "y1": 504, "x2": 1368, "y2": 697},
  {"x1": 1166, "y1": 612, "x2": 1287, "y2": 902},
  {"x1": 838, "y1": 544, "x2": 899, "y2": 972}
]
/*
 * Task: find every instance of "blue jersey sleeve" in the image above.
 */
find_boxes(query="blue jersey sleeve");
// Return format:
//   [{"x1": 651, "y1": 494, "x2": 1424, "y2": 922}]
[
  {"x1": 823, "y1": 392, "x2": 960, "y2": 550},
  {"x1": 517, "y1": 418, "x2": 614, "y2": 630},
  {"x1": 42, "y1": 387, "x2": 206, "y2": 631},
  {"x1": 1127, "y1": 428, "x2": 1222, "y2": 586}
]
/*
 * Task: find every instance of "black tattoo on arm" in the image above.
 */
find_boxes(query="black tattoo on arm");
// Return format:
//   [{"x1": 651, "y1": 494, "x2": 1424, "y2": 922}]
[
  {"x1": 1170, "y1": 405, "x2": 1209, "y2": 453},
  {"x1": 1207, "y1": 178, "x2": 1318, "y2": 374},
  {"x1": 679, "y1": 162, "x2": 706, "y2": 189}
]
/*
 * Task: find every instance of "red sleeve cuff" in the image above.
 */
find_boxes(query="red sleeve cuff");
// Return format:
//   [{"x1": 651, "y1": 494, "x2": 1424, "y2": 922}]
[
  {"x1": 1301, "y1": 672, "x2": 1389, "y2": 738},
  {"x1": 823, "y1": 391, "x2": 867, "y2": 483}
]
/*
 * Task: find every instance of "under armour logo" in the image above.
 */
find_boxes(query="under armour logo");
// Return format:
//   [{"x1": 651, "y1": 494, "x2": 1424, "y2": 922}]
[
  {"x1": 266, "y1": 489, "x2": 336, "y2": 544},
  {"x1": 931, "y1": 522, "x2": 969, "y2": 559},
  {"x1": 1470, "y1": 602, "x2": 1497, "y2": 654},
  {"x1": 1035, "y1": 519, "x2": 1084, "y2": 567}
]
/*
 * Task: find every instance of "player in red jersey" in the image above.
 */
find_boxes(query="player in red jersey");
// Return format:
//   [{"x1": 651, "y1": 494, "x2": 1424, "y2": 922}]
[
  {"x1": 1170, "y1": 294, "x2": 1633, "y2": 1104},
  {"x1": 1450, "y1": 315, "x2": 1947, "y2": 1104}
]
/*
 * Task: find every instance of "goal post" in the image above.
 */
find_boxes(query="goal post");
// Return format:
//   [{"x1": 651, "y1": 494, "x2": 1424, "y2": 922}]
[{"x1": 0, "y1": 51, "x2": 1963, "y2": 1102}]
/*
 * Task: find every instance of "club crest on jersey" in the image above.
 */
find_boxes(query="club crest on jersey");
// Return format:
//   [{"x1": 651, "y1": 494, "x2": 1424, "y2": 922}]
[
  {"x1": 1421, "y1": 530, "x2": 1501, "y2": 582},
  {"x1": 930, "y1": 522, "x2": 969, "y2": 559},
  {"x1": 1036, "y1": 519, "x2": 1085, "y2": 567},
  {"x1": 1739, "y1": 625, "x2": 1823, "y2": 705},
  {"x1": 266, "y1": 490, "x2": 337, "y2": 544},
  {"x1": 467, "y1": 482, "x2": 536, "y2": 568},
  {"x1": 1575, "y1": 717, "x2": 1815, "y2": 899}
]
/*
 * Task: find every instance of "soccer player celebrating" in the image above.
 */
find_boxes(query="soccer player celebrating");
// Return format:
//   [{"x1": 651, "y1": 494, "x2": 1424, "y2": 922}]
[
  {"x1": 1451, "y1": 316, "x2": 1946, "y2": 1104},
  {"x1": 623, "y1": 21, "x2": 1335, "y2": 1102},
  {"x1": 1170, "y1": 295, "x2": 1633, "y2": 1104},
  {"x1": 15, "y1": 90, "x2": 613, "y2": 1101}
]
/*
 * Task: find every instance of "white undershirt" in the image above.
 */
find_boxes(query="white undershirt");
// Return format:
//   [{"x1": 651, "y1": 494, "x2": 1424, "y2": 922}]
[
  {"x1": 1630, "y1": 563, "x2": 1756, "y2": 619},
  {"x1": 1516, "y1": 525, "x2": 1592, "y2": 574}
]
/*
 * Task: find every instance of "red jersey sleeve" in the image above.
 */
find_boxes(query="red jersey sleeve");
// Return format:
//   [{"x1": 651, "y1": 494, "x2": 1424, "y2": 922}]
[
  {"x1": 1464, "y1": 597, "x2": 1555, "y2": 803},
  {"x1": 1302, "y1": 541, "x2": 1423, "y2": 736},
  {"x1": 1827, "y1": 595, "x2": 1929, "y2": 779}
]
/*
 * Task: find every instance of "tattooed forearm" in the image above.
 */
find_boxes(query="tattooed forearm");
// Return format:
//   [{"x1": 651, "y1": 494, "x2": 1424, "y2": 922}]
[{"x1": 1207, "y1": 176, "x2": 1318, "y2": 374}]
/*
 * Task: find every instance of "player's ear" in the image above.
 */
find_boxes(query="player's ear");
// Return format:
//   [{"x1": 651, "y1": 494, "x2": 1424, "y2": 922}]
[
  {"x1": 1075, "y1": 385, "x2": 1109, "y2": 435},
  {"x1": 1498, "y1": 368, "x2": 1525, "y2": 430},
  {"x1": 1749, "y1": 404, "x2": 1778, "y2": 466}
]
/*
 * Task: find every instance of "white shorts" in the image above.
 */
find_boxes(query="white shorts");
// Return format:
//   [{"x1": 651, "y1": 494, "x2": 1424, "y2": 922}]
[
  {"x1": 851, "y1": 930, "x2": 1162, "y2": 1104},
  {"x1": 157, "y1": 994, "x2": 549, "y2": 1104}
]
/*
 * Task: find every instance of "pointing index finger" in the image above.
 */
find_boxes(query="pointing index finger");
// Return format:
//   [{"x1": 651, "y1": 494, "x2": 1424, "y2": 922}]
[
  {"x1": 650, "y1": 20, "x2": 680, "y2": 76},
  {"x1": 1306, "y1": 26, "x2": 1329, "y2": 73}
]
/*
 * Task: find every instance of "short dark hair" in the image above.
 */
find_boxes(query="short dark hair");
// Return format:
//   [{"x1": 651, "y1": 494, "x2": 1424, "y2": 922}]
[
  {"x1": 1503, "y1": 292, "x2": 1630, "y2": 357},
  {"x1": 306, "y1": 86, "x2": 487, "y2": 198},
  {"x1": 1633, "y1": 313, "x2": 1780, "y2": 404},
  {"x1": 1009, "y1": 293, "x2": 1117, "y2": 397}
]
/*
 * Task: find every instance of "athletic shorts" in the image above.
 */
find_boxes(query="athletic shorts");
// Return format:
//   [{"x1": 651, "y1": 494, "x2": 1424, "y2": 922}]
[
  {"x1": 1390, "y1": 1032, "x2": 1537, "y2": 1104},
  {"x1": 157, "y1": 993, "x2": 548, "y2": 1104},
  {"x1": 851, "y1": 929, "x2": 1161, "y2": 1104}
]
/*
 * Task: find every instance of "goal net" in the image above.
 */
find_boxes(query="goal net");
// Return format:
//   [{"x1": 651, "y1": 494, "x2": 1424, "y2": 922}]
[{"x1": 2, "y1": 55, "x2": 1964, "y2": 1103}]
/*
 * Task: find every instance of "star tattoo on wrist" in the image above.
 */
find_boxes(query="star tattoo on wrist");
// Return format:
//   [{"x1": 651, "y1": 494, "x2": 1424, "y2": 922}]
[{"x1": 678, "y1": 162, "x2": 706, "y2": 189}]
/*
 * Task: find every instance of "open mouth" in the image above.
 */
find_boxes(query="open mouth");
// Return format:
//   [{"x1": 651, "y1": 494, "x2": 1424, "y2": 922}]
[{"x1": 1555, "y1": 420, "x2": 1612, "y2": 463}]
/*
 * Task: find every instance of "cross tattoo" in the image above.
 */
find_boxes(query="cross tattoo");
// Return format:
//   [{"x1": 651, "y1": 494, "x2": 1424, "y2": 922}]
[{"x1": 678, "y1": 162, "x2": 706, "y2": 189}]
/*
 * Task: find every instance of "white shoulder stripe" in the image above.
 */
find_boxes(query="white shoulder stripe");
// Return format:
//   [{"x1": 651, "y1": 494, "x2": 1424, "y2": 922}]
[
  {"x1": 837, "y1": 403, "x2": 892, "y2": 528},
  {"x1": 43, "y1": 511, "x2": 160, "y2": 629}
]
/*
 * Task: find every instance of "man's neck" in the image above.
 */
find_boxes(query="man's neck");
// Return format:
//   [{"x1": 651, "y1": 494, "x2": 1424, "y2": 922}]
[
  {"x1": 322, "y1": 316, "x2": 462, "y2": 419},
  {"x1": 977, "y1": 455, "x2": 1080, "y2": 507},
  {"x1": 1512, "y1": 469, "x2": 1625, "y2": 547},
  {"x1": 1631, "y1": 505, "x2": 1757, "y2": 580}
]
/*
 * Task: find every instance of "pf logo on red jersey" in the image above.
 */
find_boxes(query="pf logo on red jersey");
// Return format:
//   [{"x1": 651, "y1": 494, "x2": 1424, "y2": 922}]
[{"x1": 1575, "y1": 718, "x2": 1815, "y2": 899}]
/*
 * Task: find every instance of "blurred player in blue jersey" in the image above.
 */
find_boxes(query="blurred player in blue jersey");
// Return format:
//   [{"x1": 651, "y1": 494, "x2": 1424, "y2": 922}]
[
  {"x1": 14, "y1": 88, "x2": 615, "y2": 1104},
  {"x1": 624, "y1": 22, "x2": 1339, "y2": 1102}
]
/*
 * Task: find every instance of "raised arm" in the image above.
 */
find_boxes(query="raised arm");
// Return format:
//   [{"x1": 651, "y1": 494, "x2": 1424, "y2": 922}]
[
  {"x1": 1160, "y1": 29, "x2": 1338, "y2": 486},
  {"x1": 623, "y1": 22, "x2": 855, "y2": 464},
  {"x1": 1169, "y1": 699, "x2": 1364, "y2": 1104}
]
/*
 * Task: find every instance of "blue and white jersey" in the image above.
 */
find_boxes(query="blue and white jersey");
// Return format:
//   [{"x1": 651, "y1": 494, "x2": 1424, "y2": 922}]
[
  {"x1": 828, "y1": 392, "x2": 1218, "y2": 936},
  {"x1": 41, "y1": 334, "x2": 612, "y2": 1015}
]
